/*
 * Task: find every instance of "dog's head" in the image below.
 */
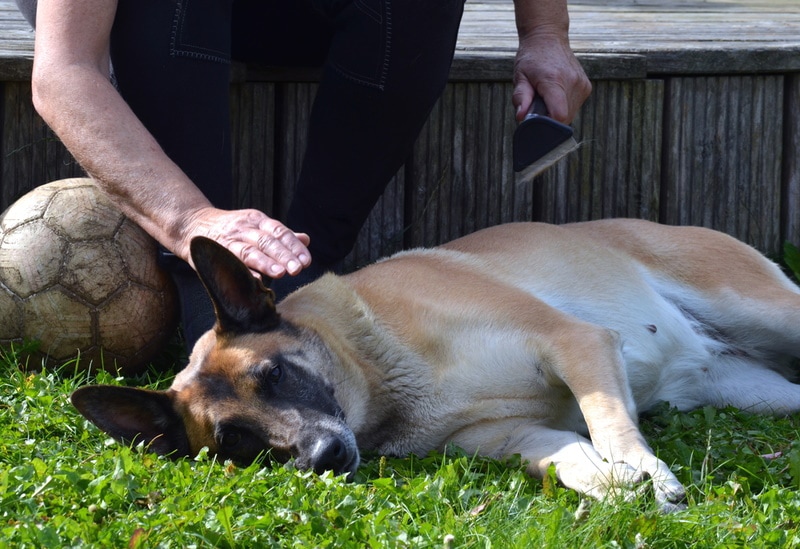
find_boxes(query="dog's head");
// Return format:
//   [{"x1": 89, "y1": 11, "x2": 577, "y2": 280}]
[{"x1": 70, "y1": 237, "x2": 360, "y2": 477}]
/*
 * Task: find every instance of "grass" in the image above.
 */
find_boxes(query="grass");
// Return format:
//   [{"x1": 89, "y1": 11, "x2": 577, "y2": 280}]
[
  {"x1": 2, "y1": 244, "x2": 800, "y2": 548},
  {"x1": 3, "y1": 350, "x2": 800, "y2": 548}
]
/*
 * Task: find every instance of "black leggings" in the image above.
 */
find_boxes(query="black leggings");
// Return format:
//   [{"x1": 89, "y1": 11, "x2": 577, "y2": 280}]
[{"x1": 36, "y1": 0, "x2": 464, "y2": 267}]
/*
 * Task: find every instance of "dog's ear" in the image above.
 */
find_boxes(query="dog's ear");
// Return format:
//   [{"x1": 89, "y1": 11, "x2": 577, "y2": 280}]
[
  {"x1": 70, "y1": 385, "x2": 190, "y2": 457},
  {"x1": 189, "y1": 236, "x2": 280, "y2": 334}
]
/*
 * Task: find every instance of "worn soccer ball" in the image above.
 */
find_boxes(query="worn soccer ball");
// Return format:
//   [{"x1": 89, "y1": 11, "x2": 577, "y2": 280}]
[{"x1": 0, "y1": 178, "x2": 178, "y2": 374}]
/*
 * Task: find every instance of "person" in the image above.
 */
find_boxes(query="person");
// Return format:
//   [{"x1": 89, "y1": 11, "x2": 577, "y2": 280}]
[{"x1": 15, "y1": 0, "x2": 591, "y2": 349}]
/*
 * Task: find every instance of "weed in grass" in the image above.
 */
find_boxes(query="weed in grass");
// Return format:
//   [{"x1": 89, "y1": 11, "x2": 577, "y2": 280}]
[{"x1": 783, "y1": 242, "x2": 800, "y2": 283}]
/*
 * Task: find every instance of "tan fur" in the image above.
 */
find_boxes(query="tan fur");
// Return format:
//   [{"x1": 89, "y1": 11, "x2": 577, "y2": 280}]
[{"x1": 71, "y1": 220, "x2": 800, "y2": 512}]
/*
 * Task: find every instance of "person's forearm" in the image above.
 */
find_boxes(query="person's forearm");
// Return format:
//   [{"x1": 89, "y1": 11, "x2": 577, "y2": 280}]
[
  {"x1": 29, "y1": 0, "x2": 311, "y2": 278},
  {"x1": 31, "y1": 0, "x2": 212, "y2": 261},
  {"x1": 32, "y1": 62, "x2": 211, "y2": 260},
  {"x1": 513, "y1": 0, "x2": 570, "y2": 38}
]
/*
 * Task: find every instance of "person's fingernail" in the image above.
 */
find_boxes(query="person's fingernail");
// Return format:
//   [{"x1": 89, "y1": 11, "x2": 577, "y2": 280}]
[
  {"x1": 271, "y1": 264, "x2": 284, "y2": 274},
  {"x1": 288, "y1": 260, "x2": 300, "y2": 273},
  {"x1": 298, "y1": 253, "x2": 310, "y2": 265}
]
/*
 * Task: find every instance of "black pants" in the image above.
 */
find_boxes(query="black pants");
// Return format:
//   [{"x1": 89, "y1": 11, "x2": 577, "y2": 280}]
[{"x1": 112, "y1": 0, "x2": 465, "y2": 267}]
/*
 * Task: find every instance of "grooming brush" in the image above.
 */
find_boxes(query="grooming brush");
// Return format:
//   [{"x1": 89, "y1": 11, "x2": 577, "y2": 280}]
[{"x1": 513, "y1": 95, "x2": 579, "y2": 182}]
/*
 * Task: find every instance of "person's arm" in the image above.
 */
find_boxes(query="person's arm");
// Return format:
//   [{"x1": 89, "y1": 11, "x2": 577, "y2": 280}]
[
  {"x1": 31, "y1": 0, "x2": 310, "y2": 278},
  {"x1": 512, "y1": 0, "x2": 591, "y2": 123}
]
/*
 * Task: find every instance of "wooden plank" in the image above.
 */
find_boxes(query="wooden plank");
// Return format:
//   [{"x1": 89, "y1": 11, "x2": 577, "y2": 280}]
[
  {"x1": 1, "y1": 82, "x2": 84, "y2": 211},
  {"x1": 533, "y1": 79, "x2": 664, "y2": 224},
  {"x1": 274, "y1": 82, "x2": 317, "y2": 219},
  {"x1": 343, "y1": 172, "x2": 405, "y2": 272},
  {"x1": 0, "y1": 58, "x2": 31, "y2": 81},
  {"x1": 784, "y1": 74, "x2": 800, "y2": 244},
  {"x1": 407, "y1": 82, "x2": 523, "y2": 249},
  {"x1": 229, "y1": 82, "x2": 276, "y2": 213},
  {"x1": 0, "y1": 2, "x2": 33, "y2": 80},
  {"x1": 661, "y1": 75, "x2": 784, "y2": 253},
  {"x1": 459, "y1": 0, "x2": 800, "y2": 75},
  {"x1": 407, "y1": 83, "x2": 457, "y2": 248},
  {"x1": 448, "y1": 52, "x2": 648, "y2": 82},
  {"x1": 406, "y1": 84, "x2": 454, "y2": 248}
]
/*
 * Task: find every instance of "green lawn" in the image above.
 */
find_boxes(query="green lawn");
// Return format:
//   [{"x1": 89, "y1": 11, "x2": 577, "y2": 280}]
[{"x1": 2, "y1": 347, "x2": 800, "y2": 549}]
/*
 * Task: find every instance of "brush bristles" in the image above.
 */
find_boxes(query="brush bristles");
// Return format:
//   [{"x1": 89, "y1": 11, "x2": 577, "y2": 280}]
[{"x1": 515, "y1": 138, "x2": 580, "y2": 183}]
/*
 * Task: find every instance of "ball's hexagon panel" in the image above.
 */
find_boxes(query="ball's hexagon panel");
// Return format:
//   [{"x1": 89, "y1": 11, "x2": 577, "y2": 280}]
[
  {"x1": 62, "y1": 240, "x2": 127, "y2": 305},
  {"x1": 23, "y1": 287, "x2": 94, "y2": 360},
  {"x1": 0, "y1": 220, "x2": 64, "y2": 297}
]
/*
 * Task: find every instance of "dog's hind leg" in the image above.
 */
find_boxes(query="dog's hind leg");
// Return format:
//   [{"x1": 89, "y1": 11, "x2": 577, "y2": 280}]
[
  {"x1": 648, "y1": 229, "x2": 800, "y2": 358},
  {"x1": 701, "y1": 357, "x2": 800, "y2": 416},
  {"x1": 676, "y1": 277, "x2": 800, "y2": 415},
  {"x1": 697, "y1": 286, "x2": 800, "y2": 359}
]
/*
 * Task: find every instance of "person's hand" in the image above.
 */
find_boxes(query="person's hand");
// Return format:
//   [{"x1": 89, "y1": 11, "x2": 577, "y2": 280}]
[
  {"x1": 512, "y1": 27, "x2": 592, "y2": 124},
  {"x1": 176, "y1": 207, "x2": 312, "y2": 279}
]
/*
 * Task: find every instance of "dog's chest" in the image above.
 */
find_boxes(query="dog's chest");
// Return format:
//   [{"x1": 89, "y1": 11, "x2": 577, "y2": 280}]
[{"x1": 363, "y1": 325, "x2": 585, "y2": 455}]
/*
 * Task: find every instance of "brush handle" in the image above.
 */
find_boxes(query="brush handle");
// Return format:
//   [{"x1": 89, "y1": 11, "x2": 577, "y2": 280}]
[{"x1": 526, "y1": 95, "x2": 549, "y2": 119}]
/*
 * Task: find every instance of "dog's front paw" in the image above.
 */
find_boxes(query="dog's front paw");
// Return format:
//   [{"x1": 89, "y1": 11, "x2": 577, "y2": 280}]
[
  {"x1": 619, "y1": 458, "x2": 688, "y2": 513},
  {"x1": 651, "y1": 473, "x2": 687, "y2": 513},
  {"x1": 559, "y1": 458, "x2": 687, "y2": 513},
  {"x1": 634, "y1": 454, "x2": 687, "y2": 512}
]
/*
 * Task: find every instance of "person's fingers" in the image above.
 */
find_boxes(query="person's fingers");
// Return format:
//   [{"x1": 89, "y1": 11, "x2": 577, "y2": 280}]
[
  {"x1": 512, "y1": 75, "x2": 535, "y2": 121},
  {"x1": 236, "y1": 240, "x2": 289, "y2": 278},
  {"x1": 257, "y1": 219, "x2": 311, "y2": 267},
  {"x1": 250, "y1": 220, "x2": 310, "y2": 276},
  {"x1": 535, "y1": 81, "x2": 571, "y2": 122}
]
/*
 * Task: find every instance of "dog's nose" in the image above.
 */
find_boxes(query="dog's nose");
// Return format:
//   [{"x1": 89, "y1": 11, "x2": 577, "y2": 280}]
[{"x1": 308, "y1": 434, "x2": 353, "y2": 475}]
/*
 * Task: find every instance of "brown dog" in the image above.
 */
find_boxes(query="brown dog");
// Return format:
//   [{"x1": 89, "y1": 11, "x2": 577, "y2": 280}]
[{"x1": 71, "y1": 219, "x2": 800, "y2": 511}]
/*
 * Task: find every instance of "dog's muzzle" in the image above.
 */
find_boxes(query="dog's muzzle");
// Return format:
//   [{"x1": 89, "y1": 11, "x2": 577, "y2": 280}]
[
  {"x1": 306, "y1": 433, "x2": 360, "y2": 478},
  {"x1": 294, "y1": 417, "x2": 360, "y2": 478}
]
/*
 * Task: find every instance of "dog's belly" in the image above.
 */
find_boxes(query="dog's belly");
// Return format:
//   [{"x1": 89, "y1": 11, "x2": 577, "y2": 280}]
[
  {"x1": 620, "y1": 321, "x2": 720, "y2": 413},
  {"x1": 504, "y1": 263, "x2": 741, "y2": 414},
  {"x1": 431, "y1": 281, "x2": 733, "y2": 439}
]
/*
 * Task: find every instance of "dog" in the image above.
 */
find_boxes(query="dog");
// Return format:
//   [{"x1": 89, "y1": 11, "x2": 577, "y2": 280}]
[{"x1": 71, "y1": 219, "x2": 800, "y2": 511}]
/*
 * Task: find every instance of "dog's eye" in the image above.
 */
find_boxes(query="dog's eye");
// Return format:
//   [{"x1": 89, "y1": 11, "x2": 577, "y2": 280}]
[
  {"x1": 216, "y1": 427, "x2": 266, "y2": 464},
  {"x1": 220, "y1": 429, "x2": 242, "y2": 449},
  {"x1": 267, "y1": 365, "x2": 283, "y2": 384}
]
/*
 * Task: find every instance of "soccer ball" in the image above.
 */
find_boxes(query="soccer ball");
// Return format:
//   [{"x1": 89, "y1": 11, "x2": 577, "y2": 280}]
[{"x1": 0, "y1": 178, "x2": 178, "y2": 374}]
